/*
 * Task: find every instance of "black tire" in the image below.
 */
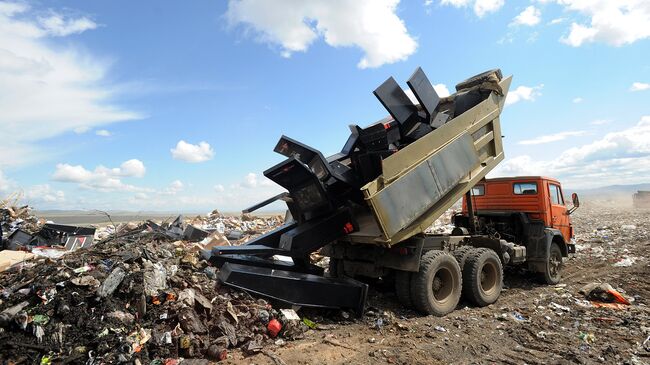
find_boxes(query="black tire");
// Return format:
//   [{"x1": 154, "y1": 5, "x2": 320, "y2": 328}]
[
  {"x1": 453, "y1": 246, "x2": 473, "y2": 270},
  {"x1": 410, "y1": 251, "x2": 462, "y2": 316},
  {"x1": 541, "y1": 243, "x2": 563, "y2": 285},
  {"x1": 394, "y1": 270, "x2": 413, "y2": 308},
  {"x1": 462, "y1": 248, "x2": 503, "y2": 307}
]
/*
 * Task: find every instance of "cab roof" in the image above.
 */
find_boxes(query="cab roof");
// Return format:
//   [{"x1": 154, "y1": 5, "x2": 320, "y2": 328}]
[{"x1": 481, "y1": 176, "x2": 561, "y2": 184}]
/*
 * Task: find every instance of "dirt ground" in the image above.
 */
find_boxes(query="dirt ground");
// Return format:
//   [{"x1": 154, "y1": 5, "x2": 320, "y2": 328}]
[{"x1": 230, "y1": 206, "x2": 650, "y2": 365}]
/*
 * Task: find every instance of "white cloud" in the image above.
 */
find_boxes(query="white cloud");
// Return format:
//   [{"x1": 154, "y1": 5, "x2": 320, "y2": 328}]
[
  {"x1": 518, "y1": 130, "x2": 586, "y2": 145},
  {"x1": 512, "y1": 5, "x2": 541, "y2": 26},
  {"x1": 74, "y1": 126, "x2": 91, "y2": 134},
  {"x1": 630, "y1": 82, "x2": 650, "y2": 91},
  {"x1": 116, "y1": 159, "x2": 146, "y2": 177},
  {"x1": 133, "y1": 192, "x2": 148, "y2": 200},
  {"x1": 0, "y1": 2, "x2": 141, "y2": 168},
  {"x1": 96, "y1": 129, "x2": 112, "y2": 137},
  {"x1": 555, "y1": 0, "x2": 650, "y2": 47},
  {"x1": 51, "y1": 159, "x2": 150, "y2": 192},
  {"x1": 440, "y1": 0, "x2": 471, "y2": 6},
  {"x1": 214, "y1": 184, "x2": 225, "y2": 192},
  {"x1": 505, "y1": 84, "x2": 543, "y2": 105},
  {"x1": 225, "y1": 0, "x2": 418, "y2": 68},
  {"x1": 493, "y1": 116, "x2": 650, "y2": 187},
  {"x1": 38, "y1": 13, "x2": 97, "y2": 36},
  {"x1": 572, "y1": 97, "x2": 583, "y2": 103},
  {"x1": 170, "y1": 180, "x2": 183, "y2": 190},
  {"x1": 163, "y1": 180, "x2": 184, "y2": 195},
  {"x1": 561, "y1": 23, "x2": 598, "y2": 47},
  {"x1": 474, "y1": 0, "x2": 504, "y2": 17},
  {"x1": 240, "y1": 172, "x2": 274, "y2": 189},
  {"x1": 549, "y1": 17, "x2": 565, "y2": 25},
  {"x1": 170, "y1": 140, "x2": 214, "y2": 163},
  {"x1": 25, "y1": 184, "x2": 64, "y2": 203},
  {"x1": 591, "y1": 119, "x2": 612, "y2": 126},
  {"x1": 433, "y1": 84, "x2": 451, "y2": 97},
  {"x1": 441, "y1": 0, "x2": 504, "y2": 17},
  {"x1": 404, "y1": 83, "x2": 450, "y2": 105}
]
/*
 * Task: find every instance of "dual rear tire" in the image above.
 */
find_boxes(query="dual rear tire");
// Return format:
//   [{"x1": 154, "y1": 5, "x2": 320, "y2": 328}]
[
  {"x1": 394, "y1": 247, "x2": 503, "y2": 316},
  {"x1": 461, "y1": 248, "x2": 503, "y2": 307}
]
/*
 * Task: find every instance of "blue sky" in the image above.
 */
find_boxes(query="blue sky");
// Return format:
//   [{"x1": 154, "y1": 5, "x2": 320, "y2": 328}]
[{"x1": 0, "y1": 0, "x2": 648, "y2": 211}]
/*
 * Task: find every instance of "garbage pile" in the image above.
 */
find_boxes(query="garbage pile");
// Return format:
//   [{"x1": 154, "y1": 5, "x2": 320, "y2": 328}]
[
  {"x1": 424, "y1": 208, "x2": 457, "y2": 235},
  {"x1": 0, "y1": 219, "x2": 304, "y2": 363},
  {"x1": 1, "y1": 197, "x2": 44, "y2": 242},
  {"x1": 187, "y1": 210, "x2": 285, "y2": 244},
  {"x1": 573, "y1": 206, "x2": 648, "y2": 268}
]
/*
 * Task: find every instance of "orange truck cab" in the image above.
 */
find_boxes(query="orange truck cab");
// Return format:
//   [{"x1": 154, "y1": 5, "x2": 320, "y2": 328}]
[{"x1": 454, "y1": 176, "x2": 578, "y2": 282}]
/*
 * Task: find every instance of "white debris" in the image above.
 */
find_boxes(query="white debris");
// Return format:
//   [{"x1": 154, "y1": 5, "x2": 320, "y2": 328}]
[{"x1": 613, "y1": 257, "x2": 637, "y2": 267}]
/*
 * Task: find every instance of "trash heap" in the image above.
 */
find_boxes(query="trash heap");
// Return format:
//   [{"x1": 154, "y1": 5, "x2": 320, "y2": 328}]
[
  {"x1": 0, "y1": 216, "x2": 301, "y2": 363},
  {"x1": 187, "y1": 210, "x2": 285, "y2": 243},
  {"x1": 573, "y1": 205, "x2": 648, "y2": 268},
  {"x1": 424, "y1": 208, "x2": 457, "y2": 235},
  {"x1": 1, "y1": 197, "x2": 43, "y2": 240}
]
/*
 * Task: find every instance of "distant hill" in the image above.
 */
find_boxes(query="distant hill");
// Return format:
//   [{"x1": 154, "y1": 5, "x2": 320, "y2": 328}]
[
  {"x1": 573, "y1": 183, "x2": 650, "y2": 196},
  {"x1": 571, "y1": 183, "x2": 650, "y2": 208}
]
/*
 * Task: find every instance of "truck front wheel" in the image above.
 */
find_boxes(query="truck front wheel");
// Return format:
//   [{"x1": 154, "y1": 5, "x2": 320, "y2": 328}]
[
  {"x1": 462, "y1": 248, "x2": 503, "y2": 307},
  {"x1": 410, "y1": 251, "x2": 462, "y2": 316},
  {"x1": 541, "y1": 243, "x2": 563, "y2": 285}
]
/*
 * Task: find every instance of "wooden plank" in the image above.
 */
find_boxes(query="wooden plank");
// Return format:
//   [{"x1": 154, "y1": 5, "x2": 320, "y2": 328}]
[{"x1": 0, "y1": 250, "x2": 35, "y2": 272}]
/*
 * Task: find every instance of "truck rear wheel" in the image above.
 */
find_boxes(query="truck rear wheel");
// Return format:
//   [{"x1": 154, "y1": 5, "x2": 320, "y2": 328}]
[
  {"x1": 453, "y1": 246, "x2": 473, "y2": 269},
  {"x1": 541, "y1": 243, "x2": 563, "y2": 285},
  {"x1": 410, "y1": 251, "x2": 462, "y2": 316},
  {"x1": 394, "y1": 270, "x2": 413, "y2": 308},
  {"x1": 462, "y1": 248, "x2": 503, "y2": 307}
]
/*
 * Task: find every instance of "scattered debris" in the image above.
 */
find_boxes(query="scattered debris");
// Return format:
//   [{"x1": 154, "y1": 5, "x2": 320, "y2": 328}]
[{"x1": 0, "y1": 210, "x2": 293, "y2": 363}]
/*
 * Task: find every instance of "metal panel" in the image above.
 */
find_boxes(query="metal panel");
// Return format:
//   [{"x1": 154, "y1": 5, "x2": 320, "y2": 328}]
[
  {"x1": 407, "y1": 67, "x2": 439, "y2": 118},
  {"x1": 370, "y1": 133, "x2": 479, "y2": 237},
  {"x1": 373, "y1": 77, "x2": 418, "y2": 126}
]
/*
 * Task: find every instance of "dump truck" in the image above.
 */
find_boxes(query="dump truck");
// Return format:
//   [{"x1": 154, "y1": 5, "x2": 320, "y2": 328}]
[{"x1": 204, "y1": 67, "x2": 579, "y2": 316}]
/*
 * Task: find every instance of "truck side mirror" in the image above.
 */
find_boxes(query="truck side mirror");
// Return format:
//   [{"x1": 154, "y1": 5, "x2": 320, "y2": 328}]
[{"x1": 568, "y1": 193, "x2": 580, "y2": 214}]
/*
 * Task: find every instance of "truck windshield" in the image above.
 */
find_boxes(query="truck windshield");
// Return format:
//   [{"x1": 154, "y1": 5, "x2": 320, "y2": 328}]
[{"x1": 513, "y1": 182, "x2": 537, "y2": 195}]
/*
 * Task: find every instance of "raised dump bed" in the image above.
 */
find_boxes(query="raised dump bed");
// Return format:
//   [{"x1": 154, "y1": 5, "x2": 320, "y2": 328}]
[
  {"x1": 206, "y1": 67, "x2": 512, "y2": 315},
  {"x1": 351, "y1": 74, "x2": 511, "y2": 245}
]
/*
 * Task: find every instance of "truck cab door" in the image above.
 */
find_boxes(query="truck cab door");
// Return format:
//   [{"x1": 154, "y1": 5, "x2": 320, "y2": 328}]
[{"x1": 548, "y1": 183, "x2": 570, "y2": 242}]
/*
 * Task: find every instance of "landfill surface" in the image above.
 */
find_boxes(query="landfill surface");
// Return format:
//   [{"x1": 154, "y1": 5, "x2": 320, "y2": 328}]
[{"x1": 1, "y1": 204, "x2": 649, "y2": 364}]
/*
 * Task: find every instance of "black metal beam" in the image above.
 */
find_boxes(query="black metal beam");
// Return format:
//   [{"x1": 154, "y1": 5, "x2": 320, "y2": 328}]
[{"x1": 219, "y1": 262, "x2": 368, "y2": 316}]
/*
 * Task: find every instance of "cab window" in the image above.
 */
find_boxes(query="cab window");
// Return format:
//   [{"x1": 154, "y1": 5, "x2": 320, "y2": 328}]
[
  {"x1": 549, "y1": 184, "x2": 564, "y2": 205},
  {"x1": 471, "y1": 185, "x2": 485, "y2": 196},
  {"x1": 514, "y1": 182, "x2": 537, "y2": 195}
]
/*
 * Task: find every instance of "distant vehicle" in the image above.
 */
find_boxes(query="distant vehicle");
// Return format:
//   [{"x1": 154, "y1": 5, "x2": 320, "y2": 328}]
[{"x1": 633, "y1": 190, "x2": 650, "y2": 208}]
